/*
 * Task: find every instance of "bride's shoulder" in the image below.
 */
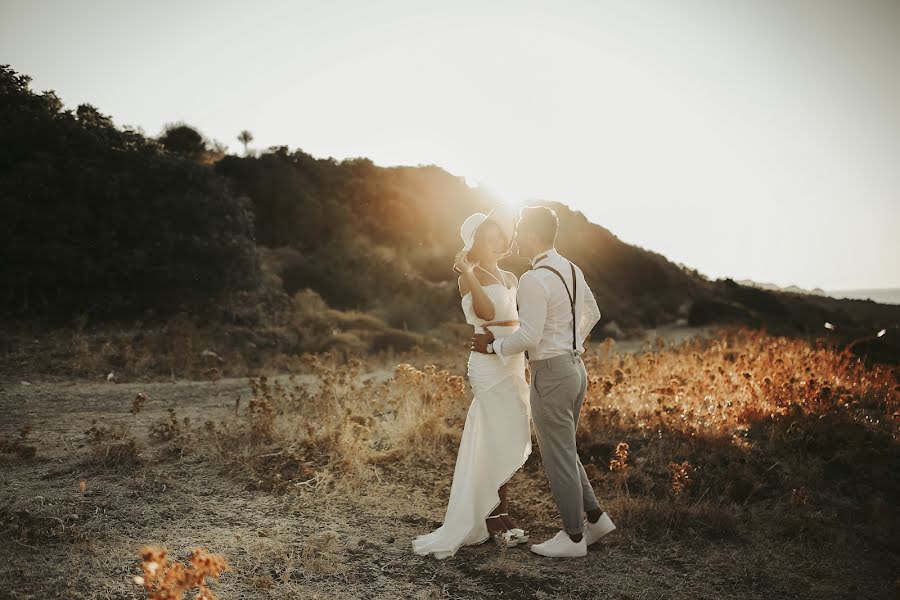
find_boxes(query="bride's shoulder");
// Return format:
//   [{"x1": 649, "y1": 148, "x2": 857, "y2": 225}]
[{"x1": 500, "y1": 269, "x2": 519, "y2": 289}]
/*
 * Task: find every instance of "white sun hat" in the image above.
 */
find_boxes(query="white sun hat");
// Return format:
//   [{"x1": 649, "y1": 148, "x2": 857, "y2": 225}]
[{"x1": 459, "y1": 206, "x2": 516, "y2": 255}]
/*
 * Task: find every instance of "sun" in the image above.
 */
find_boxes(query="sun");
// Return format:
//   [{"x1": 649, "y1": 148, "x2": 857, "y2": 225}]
[{"x1": 464, "y1": 175, "x2": 529, "y2": 211}]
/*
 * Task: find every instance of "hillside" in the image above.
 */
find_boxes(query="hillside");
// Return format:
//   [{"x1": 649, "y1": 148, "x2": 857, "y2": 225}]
[
  {"x1": 736, "y1": 280, "x2": 827, "y2": 297},
  {"x1": 213, "y1": 149, "x2": 900, "y2": 333},
  {"x1": 213, "y1": 149, "x2": 899, "y2": 362},
  {"x1": 2, "y1": 64, "x2": 899, "y2": 371}
]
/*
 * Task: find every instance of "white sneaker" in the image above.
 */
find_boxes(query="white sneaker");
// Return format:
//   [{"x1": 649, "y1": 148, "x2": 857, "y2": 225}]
[
  {"x1": 529, "y1": 530, "x2": 587, "y2": 558},
  {"x1": 584, "y1": 512, "x2": 616, "y2": 546}
]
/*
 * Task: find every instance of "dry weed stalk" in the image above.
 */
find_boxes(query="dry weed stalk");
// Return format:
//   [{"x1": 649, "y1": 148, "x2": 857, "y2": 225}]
[
  {"x1": 131, "y1": 392, "x2": 149, "y2": 416},
  {"x1": 84, "y1": 419, "x2": 140, "y2": 465}
]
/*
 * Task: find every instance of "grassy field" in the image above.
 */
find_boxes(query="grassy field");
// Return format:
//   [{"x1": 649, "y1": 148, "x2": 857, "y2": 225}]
[{"x1": 0, "y1": 327, "x2": 897, "y2": 599}]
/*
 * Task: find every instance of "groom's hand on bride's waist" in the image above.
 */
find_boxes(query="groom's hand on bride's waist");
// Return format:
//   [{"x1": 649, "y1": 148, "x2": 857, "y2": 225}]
[{"x1": 470, "y1": 332, "x2": 495, "y2": 354}]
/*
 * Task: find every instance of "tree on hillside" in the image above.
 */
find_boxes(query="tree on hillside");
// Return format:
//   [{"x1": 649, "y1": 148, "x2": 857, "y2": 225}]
[
  {"x1": 0, "y1": 65, "x2": 260, "y2": 319},
  {"x1": 237, "y1": 130, "x2": 253, "y2": 156},
  {"x1": 76, "y1": 103, "x2": 114, "y2": 128},
  {"x1": 159, "y1": 122, "x2": 208, "y2": 159}
]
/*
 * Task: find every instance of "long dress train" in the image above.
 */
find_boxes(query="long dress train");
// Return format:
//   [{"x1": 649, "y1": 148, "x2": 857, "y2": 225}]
[{"x1": 412, "y1": 282, "x2": 532, "y2": 559}]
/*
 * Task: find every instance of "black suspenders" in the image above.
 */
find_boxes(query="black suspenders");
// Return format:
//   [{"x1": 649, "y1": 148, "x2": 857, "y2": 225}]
[{"x1": 534, "y1": 261, "x2": 578, "y2": 351}]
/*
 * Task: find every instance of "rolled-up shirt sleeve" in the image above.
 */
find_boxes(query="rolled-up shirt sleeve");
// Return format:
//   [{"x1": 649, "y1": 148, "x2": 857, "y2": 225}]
[
  {"x1": 495, "y1": 272, "x2": 548, "y2": 364},
  {"x1": 578, "y1": 278, "x2": 602, "y2": 345}
]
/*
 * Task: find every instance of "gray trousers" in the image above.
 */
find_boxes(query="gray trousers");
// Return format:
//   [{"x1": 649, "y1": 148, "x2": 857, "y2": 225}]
[{"x1": 529, "y1": 349, "x2": 600, "y2": 535}]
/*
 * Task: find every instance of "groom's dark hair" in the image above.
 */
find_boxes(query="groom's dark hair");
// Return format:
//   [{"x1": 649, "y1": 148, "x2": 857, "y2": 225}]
[{"x1": 520, "y1": 206, "x2": 559, "y2": 245}]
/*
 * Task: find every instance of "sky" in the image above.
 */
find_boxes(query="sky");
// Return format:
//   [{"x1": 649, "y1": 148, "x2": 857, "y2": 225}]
[{"x1": 2, "y1": 0, "x2": 899, "y2": 291}]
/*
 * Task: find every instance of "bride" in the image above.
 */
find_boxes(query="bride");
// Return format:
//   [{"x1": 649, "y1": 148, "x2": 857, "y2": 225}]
[{"x1": 413, "y1": 208, "x2": 533, "y2": 559}]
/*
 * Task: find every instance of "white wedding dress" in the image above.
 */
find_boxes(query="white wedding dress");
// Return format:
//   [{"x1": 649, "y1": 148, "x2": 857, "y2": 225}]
[{"x1": 412, "y1": 281, "x2": 532, "y2": 559}]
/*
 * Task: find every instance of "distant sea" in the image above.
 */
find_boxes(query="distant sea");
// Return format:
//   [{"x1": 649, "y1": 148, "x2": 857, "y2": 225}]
[{"x1": 827, "y1": 288, "x2": 900, "y2": 305}]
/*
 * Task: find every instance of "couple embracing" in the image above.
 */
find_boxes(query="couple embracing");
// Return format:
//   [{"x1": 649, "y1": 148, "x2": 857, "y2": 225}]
[{"x1": 413, "y1": 206, "x2": 616, "y2": 560}]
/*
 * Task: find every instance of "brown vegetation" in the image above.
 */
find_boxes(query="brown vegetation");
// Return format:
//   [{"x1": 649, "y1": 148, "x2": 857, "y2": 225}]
[{"x1": 0, "y1": 327, "x2": 896, "y2": 598}]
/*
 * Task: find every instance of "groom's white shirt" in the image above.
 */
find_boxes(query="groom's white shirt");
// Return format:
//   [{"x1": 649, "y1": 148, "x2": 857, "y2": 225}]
[{"x1": 495, "y1": 248, "x2": 601, "y2": 363}]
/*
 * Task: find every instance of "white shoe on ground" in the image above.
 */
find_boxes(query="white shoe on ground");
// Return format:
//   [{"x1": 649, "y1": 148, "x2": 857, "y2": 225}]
[
  {"x1": 499, "y1": 514, "x2": 529, "y2": 544},
  {"x1": 509, "y1": 528, "x2": 529, "y2": 544},
  {"x1": 487, "y1": 514, "x2": 529, "y2": 547},
  {"x1": 584, "y1": 512, "x2": 616, "y2": 546},
  {"x1": 529, "y1": 530, "x2": 587, "y2": 558},
  {"x1": 493, "y1": 529, "x2": 530, "y2": 547}
]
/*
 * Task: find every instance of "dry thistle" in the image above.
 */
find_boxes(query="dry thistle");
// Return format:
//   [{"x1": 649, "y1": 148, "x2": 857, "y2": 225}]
[
  {"x1": 609, "y1": 442, "x2": 629, "y2": 472},
  {"x1": 131, "y1": 392, "x2": 149, "y2": 416},
  {"x1": 135, "y1": 545, "x2": 229, "y2": 600},
  {"x1": 149, "y1": 408, "x2": 197, "y2": 456},
  {"x1": 669, "y1": 460, "x2": 696, "y2": 497},
  {"x1": 247, "y1": 396, "x2": 275, "y2": 441}
]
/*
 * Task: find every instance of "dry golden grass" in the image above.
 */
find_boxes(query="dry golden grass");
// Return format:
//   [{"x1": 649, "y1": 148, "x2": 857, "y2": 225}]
[
  {"x1": 577, "y1": 330, "x2": 897, "y2": 513},
  {"x1": 300, "y1": 531, "x2": 344, "y2": 575},
  {"x1": 582, "y1": 329, "x2": 897, "y2": 441},
  {"x1": 128, "y1": 325, "x2": 897, "y2": 586},
  {"x1": 1, "y1": 325, "x2": 896, "y2": 598},
  {"x1": 146, "y1": 356, "x2": 470, "y2": 495},
  {"x1": 0, "y1": 288, "x2": 466, "y2": 382},
  {"x1": 141, "y1": 326, "x2": 896, "y2": 525}
]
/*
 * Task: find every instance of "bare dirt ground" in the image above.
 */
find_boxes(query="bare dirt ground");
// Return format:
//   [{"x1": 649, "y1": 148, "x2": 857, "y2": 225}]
[{"x1": 0, "y1": 327, "x2": 895, "y2": 599}]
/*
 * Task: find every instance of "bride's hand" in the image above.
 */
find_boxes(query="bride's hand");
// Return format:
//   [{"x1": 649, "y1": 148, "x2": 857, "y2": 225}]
[{"x1": 453, "y1": 250, "x2": 477, "y2": 275}]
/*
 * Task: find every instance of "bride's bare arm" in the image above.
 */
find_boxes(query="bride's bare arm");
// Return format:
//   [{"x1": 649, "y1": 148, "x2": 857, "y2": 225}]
[{"x1": 458, "y1": 272, "x2": 496, "y2": 321}]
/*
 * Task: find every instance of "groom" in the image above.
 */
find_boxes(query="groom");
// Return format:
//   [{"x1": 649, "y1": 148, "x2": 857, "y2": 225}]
[{"x1": 471, "y1": 206, "x2": 616, "y2": 558}]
